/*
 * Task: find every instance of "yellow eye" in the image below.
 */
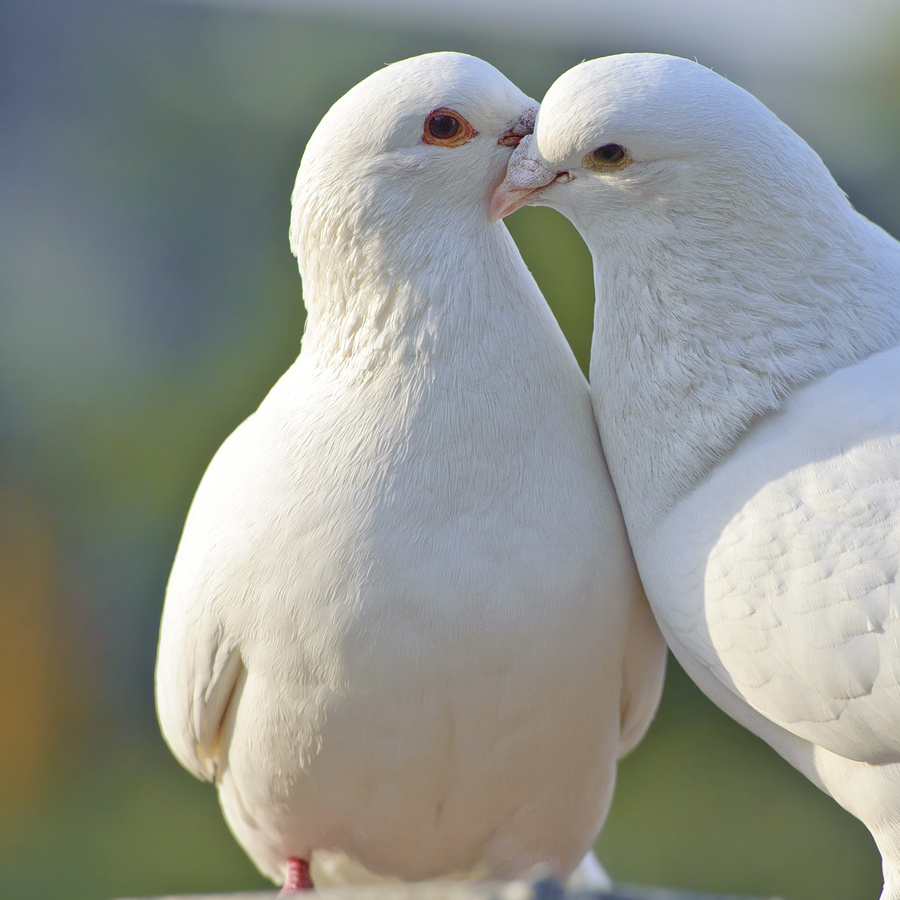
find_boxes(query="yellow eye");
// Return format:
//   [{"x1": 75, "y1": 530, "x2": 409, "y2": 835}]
[
  {"x1": 422, "y1": 108, "x2": 478, "y2": 148},
  {"x1": 584, "y1": 143, "x2": 631, "y2": 171}
]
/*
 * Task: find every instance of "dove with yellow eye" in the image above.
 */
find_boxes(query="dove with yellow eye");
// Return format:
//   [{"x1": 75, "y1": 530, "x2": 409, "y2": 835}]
[{"x1": 495, "y1": 52, "x2": 900, "y2": 899}]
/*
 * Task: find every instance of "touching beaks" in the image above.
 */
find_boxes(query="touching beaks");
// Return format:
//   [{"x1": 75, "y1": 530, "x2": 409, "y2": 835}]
[
  {"x1": 498, "y1": 105, "x2": 538, "y2": 148},
  {"x1": 490, "y1": 136, "x2": 567, "y2": 220}
]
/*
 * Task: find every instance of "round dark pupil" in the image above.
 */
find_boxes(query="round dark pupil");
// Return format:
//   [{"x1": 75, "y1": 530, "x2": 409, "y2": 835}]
[
  {"x1": 595, "y1": 144, "x2": 624, "y2": 162},
  {"x1": 429, "y1": 115, "x2": 460, "y2": 139}
]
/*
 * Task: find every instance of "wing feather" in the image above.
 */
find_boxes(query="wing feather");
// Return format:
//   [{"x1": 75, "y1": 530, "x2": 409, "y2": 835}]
[{"x1": 647, "y1": 344, "x2": 900, "y2": 764}]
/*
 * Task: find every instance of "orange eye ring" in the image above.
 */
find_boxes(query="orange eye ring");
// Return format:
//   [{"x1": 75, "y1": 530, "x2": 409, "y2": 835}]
[{"x1": 422, "y1": 108, "x2": 478, "y2": 148}]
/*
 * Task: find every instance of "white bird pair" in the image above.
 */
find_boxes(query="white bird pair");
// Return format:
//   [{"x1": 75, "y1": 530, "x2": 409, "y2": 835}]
[{"x1": 157, "y1": 49, "x2": 900, "y2": 900}]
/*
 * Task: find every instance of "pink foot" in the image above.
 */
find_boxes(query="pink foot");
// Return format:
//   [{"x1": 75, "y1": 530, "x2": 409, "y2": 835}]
[{"x1": 280, "y1": 857, "x2": 314, "y2": 894}]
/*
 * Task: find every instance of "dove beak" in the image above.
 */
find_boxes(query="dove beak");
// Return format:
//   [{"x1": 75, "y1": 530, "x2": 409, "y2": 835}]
[
  {"x1": 489, "y1": 181, "x2": 542, "y2": 221},
  {"x1": 490, "y1": 138, "x2": 565, "y2": 221}
]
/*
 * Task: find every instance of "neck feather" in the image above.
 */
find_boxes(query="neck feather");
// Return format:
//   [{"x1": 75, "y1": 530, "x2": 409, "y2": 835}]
[
  {"x1": 587, "y1": 198, "x2": 900, "y2": 535},
  {"x1": 293, "y1": 174, "x2": 542, "y2": 376}
]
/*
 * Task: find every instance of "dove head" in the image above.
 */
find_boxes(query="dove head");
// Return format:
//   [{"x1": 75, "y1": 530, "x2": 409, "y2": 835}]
[
  {"x1": 290, "y1": 52, "x2": 536, "y2": 319},
  {"x1": 495, "y1": 53, "x2": 850, "y2": 238}
]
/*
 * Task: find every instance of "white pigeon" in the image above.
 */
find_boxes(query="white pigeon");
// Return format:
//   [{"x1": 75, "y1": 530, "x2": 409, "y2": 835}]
[
  {"x1": 155, "y1": 51, "x2": 666, "y2": 893},
  {"x1": 493, "y1": 52, "x2": 900, "y2": 899}
]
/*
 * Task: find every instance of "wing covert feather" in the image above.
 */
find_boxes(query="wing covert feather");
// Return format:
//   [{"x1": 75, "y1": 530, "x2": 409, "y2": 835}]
[{"x1": 648, "y1": 345, "x2": 900, "y2": 764}]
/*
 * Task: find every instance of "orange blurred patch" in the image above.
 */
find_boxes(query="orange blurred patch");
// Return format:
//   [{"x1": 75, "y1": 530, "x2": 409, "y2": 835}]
[{"x1": 0, "y1": 487, "x2": 63, "y2": 812}]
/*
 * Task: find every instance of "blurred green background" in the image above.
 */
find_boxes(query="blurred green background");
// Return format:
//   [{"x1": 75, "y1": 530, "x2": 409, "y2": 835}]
[{"x1": 2, "y1": 1, "x2": 900, "y2": 898}]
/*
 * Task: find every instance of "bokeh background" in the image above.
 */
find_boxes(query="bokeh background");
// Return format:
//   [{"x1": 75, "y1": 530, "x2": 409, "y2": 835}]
[{"x1": 2, "y1": 1, "x2": 900, "y2": 898}]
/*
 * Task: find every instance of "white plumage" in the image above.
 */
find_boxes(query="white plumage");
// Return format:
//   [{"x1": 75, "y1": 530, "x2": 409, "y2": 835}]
[
  {"x1": 155, "y1": 52, "x2": 665, "y2": 890},
  {"x1": 494, "y1": 52, "x2": 900, "y2": 899}
]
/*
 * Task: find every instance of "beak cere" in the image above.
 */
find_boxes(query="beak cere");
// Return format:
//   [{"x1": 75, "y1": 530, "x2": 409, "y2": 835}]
[{"x1": 498, "y1": 106, "x2": 537, "y2": 148}]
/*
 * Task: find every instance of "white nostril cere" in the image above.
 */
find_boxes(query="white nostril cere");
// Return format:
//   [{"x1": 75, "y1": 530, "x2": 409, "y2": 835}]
[{"x1": 505, "y1": 136, "x2": 559, "y2": 190}]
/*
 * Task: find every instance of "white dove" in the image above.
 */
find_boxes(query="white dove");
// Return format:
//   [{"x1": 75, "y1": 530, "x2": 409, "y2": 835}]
[
  {"x1": 493, "y1": 53, "x2": 900, "y2": 898},
  {"x1": 155, "y1": 52, "x2": 666, "y2": 893}
]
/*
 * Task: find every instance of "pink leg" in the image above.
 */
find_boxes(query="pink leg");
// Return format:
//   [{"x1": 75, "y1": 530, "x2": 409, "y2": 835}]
[{"x1": 280, "y1": 857, "x2": 314, "y2": 894}]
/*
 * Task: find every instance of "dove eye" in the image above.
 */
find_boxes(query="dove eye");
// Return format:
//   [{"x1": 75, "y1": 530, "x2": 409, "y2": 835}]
[
  {"x1": 429, "y1": 115, "x2": 459, "y2": 139},
  {"x1": 584, "y1": 143, "x2": 631, "y2": 171},
  {"x1": 422, "y1": 108, "x2": 478, "y2": 148}
]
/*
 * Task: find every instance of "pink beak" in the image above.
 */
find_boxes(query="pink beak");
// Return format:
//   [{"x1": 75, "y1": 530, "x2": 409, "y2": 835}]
[
  {"x1": 489, "y1": 181, "x2": 543, "y2": 221},
  {"x1": 490, "y1": 140, "x2": 564, "y2": 221}
]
